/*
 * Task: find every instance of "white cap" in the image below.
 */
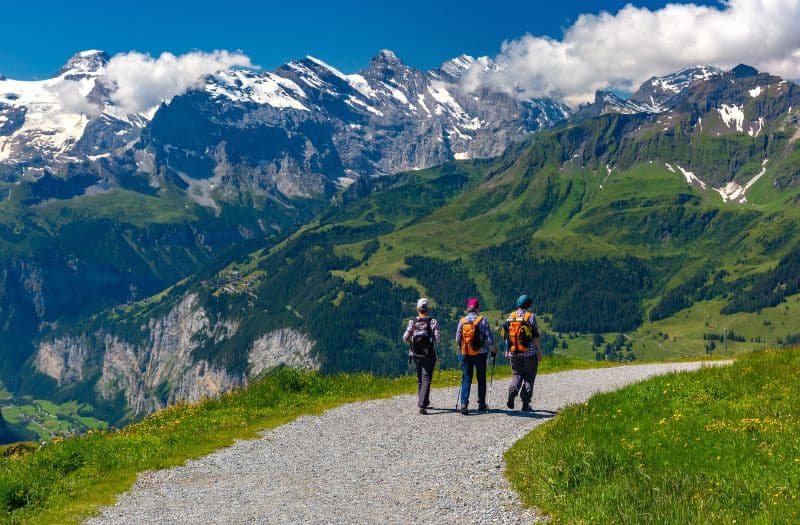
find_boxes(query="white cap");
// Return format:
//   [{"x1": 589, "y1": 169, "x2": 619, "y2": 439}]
[{"x1": 416, "y1": 298, "x2": 429, "y2": 310}]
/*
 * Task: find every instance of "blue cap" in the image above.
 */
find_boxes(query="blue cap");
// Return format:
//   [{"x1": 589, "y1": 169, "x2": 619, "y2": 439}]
[{"x1": 516, "y1": 294, "x2": 532, "y2": 308}]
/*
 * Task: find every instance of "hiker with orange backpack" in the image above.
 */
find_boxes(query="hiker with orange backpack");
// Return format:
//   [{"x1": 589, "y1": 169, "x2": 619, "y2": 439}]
[
  {"x1": 403, "y1": 298, "x2": 441, "y2": 415},
  {"x1": 500, "y1": 294, "x2": 542, "y2": 412},
  {"x1": 455, "y1": 298, "x2": 497, "y2": 415}
]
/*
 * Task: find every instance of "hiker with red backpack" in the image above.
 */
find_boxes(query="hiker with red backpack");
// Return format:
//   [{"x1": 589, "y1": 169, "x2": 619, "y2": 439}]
[
  {"x1": 455, "y1": 298, "x2": 497, "y2": 415},
  {"x1": 500, "y1": 294, "x2": 542, "y2": 412},
  {"x1": 403, "y1": 298, "x2": 441, "y2": 415}
]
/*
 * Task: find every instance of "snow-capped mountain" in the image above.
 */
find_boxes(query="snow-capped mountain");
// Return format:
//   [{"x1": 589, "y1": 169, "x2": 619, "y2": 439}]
[
  {"x1": 3, "y1": 50, "x2": 796, "y2": 208},
  {"x1": 1, "y1": 49, "x2": 569, "y2": 201},
  {"x1": 629, "y1": 65, "x2": 724, "y2": 110},
  {"x1": 0, "y1": 51, "x2": 148, "y2": 170},
  {"x1": 571, "y1": 90, "x2": 656, "y2": 122},
  {"x1": 129, "y1": 48, "x2": 573, "y2": 203}
]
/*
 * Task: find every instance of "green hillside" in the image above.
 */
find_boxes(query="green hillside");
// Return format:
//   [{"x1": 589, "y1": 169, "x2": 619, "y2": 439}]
[
  {"x1": 0, "y1": 170, "x2": 321, "y2": 391},
  {"x1": 507, "y1": 348, "x2": 800, "y2": 523},
  {"x1": 62, "y1": 110, "x2": 800, "y2": 382},
  {"x1": 17, "y1": 72, "x2": 800, "y2": 425}
]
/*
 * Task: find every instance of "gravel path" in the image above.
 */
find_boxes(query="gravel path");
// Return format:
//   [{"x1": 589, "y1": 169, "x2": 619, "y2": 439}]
[{"x1": 88, "y1": 361, "x2": 729, "y2": 525}]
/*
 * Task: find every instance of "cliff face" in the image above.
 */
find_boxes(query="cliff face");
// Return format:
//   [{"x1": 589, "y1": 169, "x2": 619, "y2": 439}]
[{"x1": 33, "y1": 294, "x2": 318, "y2": 418}]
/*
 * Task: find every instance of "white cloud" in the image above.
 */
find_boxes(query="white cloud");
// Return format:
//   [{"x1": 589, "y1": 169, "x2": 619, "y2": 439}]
[
  {"x1": 104, "y1": 50, "x2": 254, "y2": 114},
  {"x1": 463, "y1": 0, "x2": 800, "y2": 106},
  {"x1": 46, "y1": 81, "x2": 102, "y2": 117}
]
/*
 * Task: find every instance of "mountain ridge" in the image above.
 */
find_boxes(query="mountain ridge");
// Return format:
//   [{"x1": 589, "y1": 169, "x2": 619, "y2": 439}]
[{"x1": 3, "y1": 55, "x2": 800, "y2": 435}]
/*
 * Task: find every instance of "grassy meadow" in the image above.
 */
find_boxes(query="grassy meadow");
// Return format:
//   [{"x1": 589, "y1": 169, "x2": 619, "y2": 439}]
[{"x1": 507, "y1": 348, "x2": 799, "y2": 524}]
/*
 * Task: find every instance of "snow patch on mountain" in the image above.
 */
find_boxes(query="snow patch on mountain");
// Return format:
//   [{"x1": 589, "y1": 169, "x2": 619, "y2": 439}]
[
  {"x1": 676, "y1": 165, "x2": 707, "y2": 189},
  {"x1": 386, "y1": 84, "x2": 412, "y2": 108},
  {"x1": 653, "y1": 65, "x2": 721, "y2": 93},
  {"x1": 305, "y1": 56, "x2": 377, "y2": 100},
  {"x1": 346, "y1": 95, "x2": 383, "y2": 116},
  {"x1": 718, "y1": 104, "x2": 745, "y2": 132},
  {"x1": 205, "y1": 70, "x2": 308, "y2": 110},
  {"x1": 0, "y1": 76, "x2": 96, "y2": 161},
  {"x1": 344, "y1": 74, "x2": 376, "y2": 99},
  {"x1": 747, "y1": 117, "x2": 764, "y2": 137},
  {"x1": 715, "y1": 158, "x2": 768, "y2": 203},
  {"x1": 749, "y1": 86, "x2": 763, "y2": 98}
]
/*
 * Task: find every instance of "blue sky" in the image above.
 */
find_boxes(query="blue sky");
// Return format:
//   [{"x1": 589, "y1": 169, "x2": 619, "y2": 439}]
[{"x1": 0, "y1": 0, "x2": 721, "y2": 80}]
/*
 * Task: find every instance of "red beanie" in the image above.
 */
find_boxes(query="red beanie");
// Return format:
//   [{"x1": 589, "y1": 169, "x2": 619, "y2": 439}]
[{"x1": 467, "y1": 298, "x2": 479, "y2": 310}]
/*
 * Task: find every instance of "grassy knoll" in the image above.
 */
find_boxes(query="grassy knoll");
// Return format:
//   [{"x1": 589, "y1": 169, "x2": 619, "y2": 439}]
[
  {"x1": 0, "y1": 355, "x2": 604, "y2": 524},
  {"x1": 507, "y1": 348, "x2": 799, "y2": 524}
]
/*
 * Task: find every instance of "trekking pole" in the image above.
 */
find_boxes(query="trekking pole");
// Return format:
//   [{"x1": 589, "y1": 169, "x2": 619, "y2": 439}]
[{"x1": 486, "y1": 354, "x2": 496, "y2": 412}]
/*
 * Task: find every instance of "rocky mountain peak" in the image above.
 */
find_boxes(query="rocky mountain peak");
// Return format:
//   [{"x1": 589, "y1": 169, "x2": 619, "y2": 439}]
[
  {"x1": 363, "y1": 49, "x2": 414, "y2": 85},
  {"x1": 629, "y1": 64, "x2": 723, "y2": 110},
  {"x1": 372, "y1": 49, "x2": 402, "y2": 66},
  {"x1": 429, "y1": 54, "x2": 478, "y2": 83},
  {"x1": 56, "y1": 50, "x2": 110, "y2": 79},
  {"x1": 730, "y1": 64, "x2": 759, "y2": 78}
]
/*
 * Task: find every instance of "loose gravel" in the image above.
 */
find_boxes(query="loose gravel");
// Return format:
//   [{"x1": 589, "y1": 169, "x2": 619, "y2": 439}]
[{"x1": 87, "y1": 361, "x2": 729, "y2": 524}]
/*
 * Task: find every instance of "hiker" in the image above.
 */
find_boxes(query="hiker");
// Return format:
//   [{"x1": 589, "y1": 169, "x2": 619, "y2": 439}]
[
  {"x1": 455, "y1": 298, "x2": 497, "y2": 415},
  {"x1": 500, "y1": 294, "x2": 542, "y2": 412},
  {"x1": 403, "y1": 298, "x2": 441, "y2": 414}
]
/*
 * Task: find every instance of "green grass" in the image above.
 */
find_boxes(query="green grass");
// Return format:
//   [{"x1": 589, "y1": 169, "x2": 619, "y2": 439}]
[
  {"x1": 0, "y1": 356, "x2": 606, "y2": 524},
  {"x1": 506, "y1": 348, "x2": 800, "y2": 524}
]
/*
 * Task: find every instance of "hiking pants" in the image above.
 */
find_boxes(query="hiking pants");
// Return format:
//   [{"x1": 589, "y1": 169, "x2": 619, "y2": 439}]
[
  {"x1": 460, "y1": 353, "x2": 487, "y2": 406},
  {"x1": 508, "y1": 355, "x2": 539, "y2": 403},
  {"x1": 413, "y1": 354, "x2": 436, "y2": 408}
]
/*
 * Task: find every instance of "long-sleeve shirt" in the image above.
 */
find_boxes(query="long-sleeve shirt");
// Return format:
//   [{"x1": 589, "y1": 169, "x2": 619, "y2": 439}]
[
  {"x1": 403, "y1": 316, "x2": 441, "y2": 356},
  {"x1": 503, "y1": 308, "x2": 541, "y2": 358},
  {"x1": 455, "y1": 312, "x2": 494, "y2": 354}
]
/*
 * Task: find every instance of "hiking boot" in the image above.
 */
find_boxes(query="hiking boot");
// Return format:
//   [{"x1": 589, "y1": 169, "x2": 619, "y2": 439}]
[
  {"x1": 521, "y1": 402, "x2": 533, "y2": 412},
  {"x1": 460, "y1": 405, "x2": 469, "y2": 415},
  {"x1": 506, "y1": 394, "x2": 515, "y2": 410},
  {"x1": 478, "y1": 402, "x2": 489, "y2": 412},
  {"x1": 419, "y1": 407, "x2": 427, "y2": 415}
]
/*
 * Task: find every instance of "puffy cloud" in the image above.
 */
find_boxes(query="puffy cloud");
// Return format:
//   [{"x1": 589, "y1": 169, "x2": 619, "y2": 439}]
[
  {"x1": 46, "y1": 80, "x2": 103, "y2": 117},
  {"x1": 463, "y1": 0, "x2": 800, "y2": 106},
  {"x1": 104, "y1": 50, "x2": 254, "y2": 114}
]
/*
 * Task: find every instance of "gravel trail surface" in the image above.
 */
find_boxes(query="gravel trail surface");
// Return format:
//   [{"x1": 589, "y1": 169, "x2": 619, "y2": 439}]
[{"x1": 88, "y1": 361, "x2": 729, "y2": 524}]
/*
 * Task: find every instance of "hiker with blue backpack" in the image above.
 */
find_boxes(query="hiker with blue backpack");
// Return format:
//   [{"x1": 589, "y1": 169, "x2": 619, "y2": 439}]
[
  {"x1": 403, "y1": 298, "x2": 441, "y2": 415},
  {"x1": 455, "y1": 298, "x2": 498, "y2": 415},
  {"x1": 500, "y1": 294, "x2": 542, "y2": 412}
]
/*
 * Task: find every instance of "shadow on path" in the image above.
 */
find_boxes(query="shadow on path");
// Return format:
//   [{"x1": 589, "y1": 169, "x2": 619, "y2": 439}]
[
  {"x1": 419, "y1": 407, "x2": 557, "y2": 419},
  {"x1": 498, "y1": 408, "x2": 557, "y2": 419}
]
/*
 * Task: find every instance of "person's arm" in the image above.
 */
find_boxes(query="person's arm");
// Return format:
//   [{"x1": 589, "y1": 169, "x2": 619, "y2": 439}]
[
  {"x1": 402, "y1": 319, "x2": 413, "y2": 344},
  {"x1": 455, "y1": 318, "x2": 463, "y2": 345},
  {"x1": 529, "y1": 314, "x2": 542, "y2": 360},
  {"x1": 482, "y1": 318, "x2": 497, "y2": 355},
  {"x1": 432, "y1": 318, "x2": 441, "y2": 343}
]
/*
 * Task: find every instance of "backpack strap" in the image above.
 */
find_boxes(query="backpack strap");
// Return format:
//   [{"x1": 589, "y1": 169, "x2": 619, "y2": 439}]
[
  {"x1": 423, "y1": 317, "x2": 433, "y2": 339},
  {"x1": 472, "y1": 315, "x2": 484, "y2": 326}
]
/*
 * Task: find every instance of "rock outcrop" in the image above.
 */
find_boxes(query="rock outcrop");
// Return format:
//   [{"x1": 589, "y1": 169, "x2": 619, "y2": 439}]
[{"x1": 33, "y1": 293, "x2": 319, "y2": 418}]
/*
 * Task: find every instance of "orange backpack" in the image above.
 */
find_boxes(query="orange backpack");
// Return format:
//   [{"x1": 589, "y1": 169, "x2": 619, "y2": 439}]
[
  {"x1": 460, "y1": 316, "x2": 484, "y2": 356},
  {"x1": 504, "y1": 311, "x2": 533, "y2": 352}
]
